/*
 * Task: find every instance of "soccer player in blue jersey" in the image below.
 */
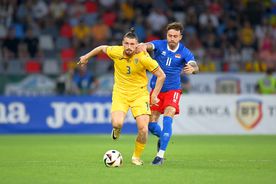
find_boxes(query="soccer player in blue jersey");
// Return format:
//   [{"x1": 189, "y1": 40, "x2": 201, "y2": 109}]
[{"x1": 138, "y1": 22, "x2": 199, "y2": 165}]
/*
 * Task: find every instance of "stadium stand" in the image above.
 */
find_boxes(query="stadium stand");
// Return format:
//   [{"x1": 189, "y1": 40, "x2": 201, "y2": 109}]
[{"x1": 0, "y1": 0, "x2": 276, "y2": 94}]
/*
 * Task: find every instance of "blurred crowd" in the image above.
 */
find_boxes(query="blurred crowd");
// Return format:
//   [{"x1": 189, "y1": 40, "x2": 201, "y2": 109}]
[{"x1": 0, "y1": 0, "x2": 276, "y2": 79}]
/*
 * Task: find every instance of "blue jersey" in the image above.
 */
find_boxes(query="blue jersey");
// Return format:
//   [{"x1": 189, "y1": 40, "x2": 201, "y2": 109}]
[{"x1": 150, "y1": 40, "x2": 196, "y2": 92}]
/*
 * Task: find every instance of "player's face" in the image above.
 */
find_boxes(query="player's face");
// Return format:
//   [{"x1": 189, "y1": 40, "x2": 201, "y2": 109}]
[
  {"x1": 167, "y1": 29, "x2": 182, "y2": 49},
  {"x1": 122, "y1": 37, "x2": 138, "y2": 56}
]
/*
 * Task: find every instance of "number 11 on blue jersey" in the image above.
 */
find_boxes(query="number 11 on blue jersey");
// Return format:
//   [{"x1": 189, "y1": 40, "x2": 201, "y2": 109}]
[{"x1": 166, "y1": 57, "x2": 172, "y2": 66}]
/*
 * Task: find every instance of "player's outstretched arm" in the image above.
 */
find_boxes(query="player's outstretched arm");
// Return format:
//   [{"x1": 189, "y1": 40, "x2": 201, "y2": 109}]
[
  {"x1": 151, "y1": 67, "x2": 166, "y2": 105},
  {"x1": 78, "y1": 45, "x2": 108, "y2": 67},
  {"x1": 136, "y1": 43, "x2": 154, "y2": 52}
]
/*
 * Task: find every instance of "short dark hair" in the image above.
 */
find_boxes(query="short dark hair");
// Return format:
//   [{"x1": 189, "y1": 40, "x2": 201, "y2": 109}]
[
  {"x1": 166, "y1": 22, "x2": 183, "y2": 34},
  {"x1": 123, "y1": 27, "x2": 138, "y2": 40}
]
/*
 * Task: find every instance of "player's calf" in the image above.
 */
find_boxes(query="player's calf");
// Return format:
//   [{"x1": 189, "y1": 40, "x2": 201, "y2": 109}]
[
  {"x1": 157, "y1": 139, "x2": 160, "y2": 152},
  {"x1": 148, "y1": 122, "x2": 162, "y2": 137}
]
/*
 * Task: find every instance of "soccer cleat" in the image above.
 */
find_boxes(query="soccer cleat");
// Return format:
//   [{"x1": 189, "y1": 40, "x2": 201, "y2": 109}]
[
  {"x1": 131, "y1": 158, "x2": 144, "y2": 166},
  {"x1": 111, "y1": 128, "x2": 121, "y2": 140},
  {"x1": 152, "y1": 156, "x2": 164, "y2": 165}
]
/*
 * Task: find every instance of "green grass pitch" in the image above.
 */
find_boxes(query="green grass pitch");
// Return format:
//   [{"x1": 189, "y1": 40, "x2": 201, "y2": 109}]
[{"x1": 0, "y1": 135, "x2": 275, "y2": 184}]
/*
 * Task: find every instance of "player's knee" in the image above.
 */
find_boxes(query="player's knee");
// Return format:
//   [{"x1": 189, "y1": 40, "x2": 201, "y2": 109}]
[
  {"x1": 164, "y1": 107, "x2": 176, "y2": 116},
  {"x1": 150, "y1": 115, "x2": 159, "y2": 122},
  {"x1": 138, "y1": 125, "x2": 148, "y2": 136},
  {"x1": 111, "y1": 117, "x2": 124, "y2": 128}
]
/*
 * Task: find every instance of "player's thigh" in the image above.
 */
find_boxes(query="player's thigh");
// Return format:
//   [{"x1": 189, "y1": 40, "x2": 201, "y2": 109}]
[
  {"x1": 130, "y1": 95, "x2": 151, "y2": 118},
  {"x1": 164, "y1": 106, "x2": 177, "y2": 117},
  {"x1": 111, "y1": 111, "x2": 126, "y2": 126},
  {"x1": 163, "y1": 90, "x2": 182, "y2": 115},
  {"x1": 111, "y1": 92, "x2": 129, "y2": 114}
]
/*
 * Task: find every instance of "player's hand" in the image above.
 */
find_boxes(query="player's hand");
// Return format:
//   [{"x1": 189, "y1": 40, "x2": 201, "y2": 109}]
[
  {"x1": 150, "y1": 94, "x2": 160, "y2": 106},
  {"x1": 135, "y1": 43, "x2": 147, "y2": 54},
  {"x1": 183, "y1": 64, "x2": 195, "y2": 75},
  {"x1": 77, "y1": 55, "x2": 89, "y2": 67}
]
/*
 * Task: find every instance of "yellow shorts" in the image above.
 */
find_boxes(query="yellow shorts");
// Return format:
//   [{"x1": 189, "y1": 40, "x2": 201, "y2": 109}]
[{"x1": 111, "y1": 91, "x2": 151, "y2": 118}]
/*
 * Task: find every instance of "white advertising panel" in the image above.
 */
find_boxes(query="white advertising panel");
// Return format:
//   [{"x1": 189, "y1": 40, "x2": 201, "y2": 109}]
[
  {"x1": 189, "y1": 73, "x2": 266, "y2": 94},
  {"x1": 173, "y1": 95, "x2": 276, "y2": 134}
]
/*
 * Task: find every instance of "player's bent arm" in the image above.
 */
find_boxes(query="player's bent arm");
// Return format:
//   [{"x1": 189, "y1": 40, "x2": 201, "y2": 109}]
[
  {"x1": 78, "y1": 45, "x2": 108, "y2": 65},
  {"x1": 137, "y1": 43, "x2": 154, "y2": 52},
  {"x1": 151, "y1": 67, "x2": 166, "y2": 103},
  {"x1": 189, "y1": 61, "x2": 199, "y2": 74},
  {"x1": 184, "y1": 61, "x2": 199, "y2": 75},
  {"x1": 145, "y1": 43, "x2": 154, "y2": 51}
]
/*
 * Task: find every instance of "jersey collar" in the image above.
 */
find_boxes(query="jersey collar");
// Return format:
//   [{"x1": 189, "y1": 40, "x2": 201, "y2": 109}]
[
  {"x1": 121, "y1": 51, "x2": 134, "y2": 60},
  {"x1": 167, "y1": 43, "x2": 179, "y2": 52}
]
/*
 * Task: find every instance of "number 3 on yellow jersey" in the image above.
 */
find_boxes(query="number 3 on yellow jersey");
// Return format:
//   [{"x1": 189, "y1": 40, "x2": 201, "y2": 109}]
[{"x1": 126, "y1": 66, "x2": 131, "y2": 74}]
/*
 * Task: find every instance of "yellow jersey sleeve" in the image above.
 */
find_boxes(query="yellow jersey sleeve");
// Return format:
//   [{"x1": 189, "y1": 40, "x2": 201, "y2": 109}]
[
  {"x1": 106, "y1": 46, "x2": 123, "y2": 60},
  {"x1": 139, "y1": 52, "x2": 159, "y2": 73}
]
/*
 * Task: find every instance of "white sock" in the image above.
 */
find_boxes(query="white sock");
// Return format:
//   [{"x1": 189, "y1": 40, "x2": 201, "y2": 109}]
[{"x1": 157, "y1": 150, "x2": 165, "y2": 158}]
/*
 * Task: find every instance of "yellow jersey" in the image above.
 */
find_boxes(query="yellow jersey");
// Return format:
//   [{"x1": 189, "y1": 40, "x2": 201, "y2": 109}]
[{"x1": 106, "y1": 46, "x2": 159, "y2": 97}]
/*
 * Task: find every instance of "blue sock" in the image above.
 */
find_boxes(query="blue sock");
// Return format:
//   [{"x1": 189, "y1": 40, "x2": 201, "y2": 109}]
[
  {"x1": 148, "y1": 122, "x2": 161, "y2": 138},
  {"x1": 160, "y1": 116, "x2": 173, "y2": 151}
]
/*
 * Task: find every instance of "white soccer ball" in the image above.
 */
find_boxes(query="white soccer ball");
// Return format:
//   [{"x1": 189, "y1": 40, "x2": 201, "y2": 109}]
[{"x1": 103, "y1": 150, "x2": 123, "y2": 167}]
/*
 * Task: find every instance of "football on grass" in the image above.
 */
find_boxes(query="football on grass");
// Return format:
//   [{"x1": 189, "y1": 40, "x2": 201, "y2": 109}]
[{"x1": 103, "y1": 150, "x2": 123, "y2": 167}]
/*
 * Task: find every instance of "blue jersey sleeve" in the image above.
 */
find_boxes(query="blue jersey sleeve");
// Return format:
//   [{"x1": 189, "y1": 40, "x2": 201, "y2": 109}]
[
  {"x1": 182, "y1": 47, "x2": 195, "y2": 64},
  {"x1": 150, "y1": 40, "x2": 164, "y2": 52}
]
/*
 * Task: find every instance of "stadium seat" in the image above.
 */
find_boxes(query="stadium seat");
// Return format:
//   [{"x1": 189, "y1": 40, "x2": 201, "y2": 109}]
[
  {"x1": 43, "y1": 50, "x2": 57, "y2": 59},
  {"x1": 6, "y1": 59, "x2": 25, "y2": 75},
  {"x1": 253, "y1": 62, "x2": 260, "y2": 72},
  {"x1": 83, "y1": 13, "x2": 97, "y2": 26},
  {"x1": 78, "y1": 47, "x2": 92, "y2": 56},
  {"x1": 245, "y1": 62, "x2": 253, "y2": 72},
  {"x1": 92, "y1": 60, "x2": 112, "y2": 76},
  {"x1": 42, "y1": 59, "x2": 60, "y2": 75},
  {"x1": 25, "y1": 60, "x2": 41, "y2": 73},
  {"x1": 260, "y1": 62, "x2": 266, "y2": 72},
  {"x1": 56, "y1": 37, "x2": 70, "y2": 50},
  {"x1": 60, "y1": 48, "x2": 76, "y2": 62},
  {"x1": 39, "y1": 35, "x2": 54, "y2": 50},
  {"x1": 208, "y1": 62, "x2": 216, "y2": 72},
  {"x1": 96, "y1": 52, "x2": 109, "y2": 60},
  {"x1": 222, "y1": 63, "x2": 229, "y2": 72},
  {"x1": 174, "y1": 12, "x2": 185, "y2": 23},
  {"x1": 62, "y1": 60, "x2": 76, "y2": 72},
  {"x1": 0, "y1": 62, "x2": 5, "y2": 74},
  {"x1": 198, "y1": 63, "x2": 207, "y2": 72}
]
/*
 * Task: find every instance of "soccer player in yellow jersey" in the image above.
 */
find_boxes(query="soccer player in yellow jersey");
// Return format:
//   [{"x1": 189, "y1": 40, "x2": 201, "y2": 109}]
[{"x1": 78, "y1": 28, "x2": 166, "y2": 165}]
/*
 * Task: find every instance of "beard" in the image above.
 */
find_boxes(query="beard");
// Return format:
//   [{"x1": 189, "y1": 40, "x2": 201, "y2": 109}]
[
  {"x1": 124, "y1": 49, "x2": 134, "y2": 56},
  {"x1": 168, "y1": 41, "x2": 178, "y2": 49},
  {"x1": 169, "y1": 41, "x2": 176, "y2": 46}
]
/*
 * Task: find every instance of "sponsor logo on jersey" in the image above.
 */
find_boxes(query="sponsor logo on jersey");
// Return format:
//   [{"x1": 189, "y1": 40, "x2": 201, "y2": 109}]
[
  {"x1": 161, "y1": 51, "x2": 166, "y2": 56},
  {"x1": 236, "y1": 99, "x2": 262, "y2": 130},
  {"x1": 175, "y1": 54, "x2": 181, "y2": 58}
]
